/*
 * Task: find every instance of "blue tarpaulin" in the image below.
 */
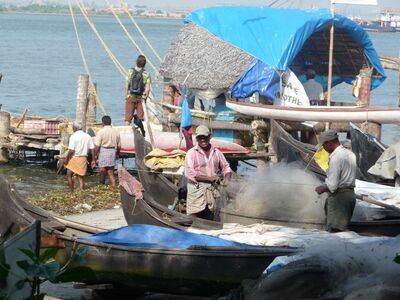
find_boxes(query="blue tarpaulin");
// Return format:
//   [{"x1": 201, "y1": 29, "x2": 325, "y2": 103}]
[
  {"x1": 81, "y1": 224, "x2": 257, "y2": 249},
  {"x1": 185, "y1": 6, "x2": 386, "y2": 98}
]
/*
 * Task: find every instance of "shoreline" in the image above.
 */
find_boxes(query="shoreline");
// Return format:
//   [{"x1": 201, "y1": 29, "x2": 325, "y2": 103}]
[{"x1": 0, "y1": 11, "x2": 184, "y2": 20}]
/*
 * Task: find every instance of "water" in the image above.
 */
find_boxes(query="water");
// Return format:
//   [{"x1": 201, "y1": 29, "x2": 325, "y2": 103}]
[{"x1": 0, "y1": 13, "x2": 400, "y2": 193}]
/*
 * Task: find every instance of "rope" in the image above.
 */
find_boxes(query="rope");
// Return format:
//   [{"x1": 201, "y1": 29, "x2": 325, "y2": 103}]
[
  {"x1": 104, "y1": 0, "x2": 159, "y2": 75},
  {"x1": 75, "y1": 0, "x2": 127, "y2": 77},
  {"x1": 75, "y1": 0, "x2": 159, "y2": 104},
  {"x1": 119, "y1": 0, "x2": 163, "y2": 63},
  {"x1": 68, "y1": 0, "x2": 107, "y2": 116}
]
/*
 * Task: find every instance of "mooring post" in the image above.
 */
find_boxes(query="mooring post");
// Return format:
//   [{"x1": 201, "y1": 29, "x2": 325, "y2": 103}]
[
  {"x1": 87, "y1": 82, "x2": 97, "y2": 127},
  {"x1": 75, "y1": 74, "x2": 90, "y2": 132},
  {"x1": 0, "y1": 112, "x2": 10, "y2": 163}
]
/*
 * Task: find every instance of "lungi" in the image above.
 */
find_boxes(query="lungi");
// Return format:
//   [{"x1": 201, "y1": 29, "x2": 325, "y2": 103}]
[
  {"x1": 98, "y1": 147, "x2": 117, "y2": 168},
  {"x1": 186, "y1": 182, "x2": 220, "y2": 215},
  {"x1": 325, "y1": 188, "x2": 356, "y2": 232},
  {"x1": 65, "y1": 156, "x2": 87, "y2": 176}
]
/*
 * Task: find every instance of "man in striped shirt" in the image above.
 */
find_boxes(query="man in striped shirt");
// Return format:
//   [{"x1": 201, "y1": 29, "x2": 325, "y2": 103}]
[{"x1": 184, "y1": 125, "x2": 232, "y2": 219}]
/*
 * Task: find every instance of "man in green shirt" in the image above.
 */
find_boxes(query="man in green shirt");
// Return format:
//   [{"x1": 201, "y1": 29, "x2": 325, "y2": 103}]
[{"x1": 125, "y1": 55, "x2": 151, "y2": 136}]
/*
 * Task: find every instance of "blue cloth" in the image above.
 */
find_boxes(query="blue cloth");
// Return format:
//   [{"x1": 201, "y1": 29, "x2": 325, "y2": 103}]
[
  {"x1": 185, "y1": 6, "x2": 386, "y2": 91},
  {"x1": 180, "y1": 97, "x2": 192, "y2": 128},
  {"x1": 81, "y1": 224, "x2": 257, "y2": 249}
]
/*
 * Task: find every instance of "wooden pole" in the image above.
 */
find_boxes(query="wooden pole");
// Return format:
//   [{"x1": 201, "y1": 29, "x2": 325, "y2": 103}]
[
  {"x1": 86, "y1": 82, "x2": 97, "y2": 127},
  {"x1": 326, "y1": 0, "x2": 335, "y2": 107},
  {"x1": 75, "y1": 74, "x2": 90, "y2": 132},
  {"x1": 0, "y1": 112, "x2": 10, "y2": 163},
  {"x1": 16, "y1": 108, "x2": 29, "y2": 128}
]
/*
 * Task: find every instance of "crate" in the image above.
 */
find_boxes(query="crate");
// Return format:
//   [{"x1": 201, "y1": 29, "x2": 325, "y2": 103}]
[{"x1": 23, "y1": 119, "x2": 60, "y2": 135}]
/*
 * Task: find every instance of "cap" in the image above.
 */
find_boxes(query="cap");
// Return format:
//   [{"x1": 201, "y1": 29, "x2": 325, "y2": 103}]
[
  {"x1": 317, "y1": 129, "x2": 338, "y2": 148},
  {"x1": 195, "y1": 125, "x2": 210, "y2": 137}
]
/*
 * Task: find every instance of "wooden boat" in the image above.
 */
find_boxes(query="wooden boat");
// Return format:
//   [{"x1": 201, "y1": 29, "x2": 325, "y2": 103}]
[
  {"x1": 119, "y1": 165, "x2": 222, "y2": 231},
  {"x1": 1, "y1": 220, "x2": 40, "y2": 300},
  {"x1": 127, "y1": 129, "x2": 400, "y2": 236},
  {"x1": 120, "y1": 167, "x2": 400, "y2": 237},
  {"x1": 1, "y1": 176, "x2": 294, "y2": 296},
  {"x1": 226, "y1": 100, "x2": 400, "y2": 124},
  {"x1": 269, "y1": 120, "x2": 386, "y2": 182}
]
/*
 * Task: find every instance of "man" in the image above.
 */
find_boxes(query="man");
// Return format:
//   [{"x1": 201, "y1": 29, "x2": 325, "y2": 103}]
[
  {"x1": 64, "y1": 121, "x2": 95, "y2": 192},
  {"x1": 94, "y1": 115, "x2": 121, "y2": 187},
  {"x1": 303, "y1": 69, "x2": 324, "y2": 105},
  {"x1": 184, "y1": 125, "x2": 232, "y2": 219},
  {"x1": 315, "y1": 130, "x2": 357, "y2": 232},
  {"x1": 125, "y1": 55, "x2": 151, "y2": 136}
]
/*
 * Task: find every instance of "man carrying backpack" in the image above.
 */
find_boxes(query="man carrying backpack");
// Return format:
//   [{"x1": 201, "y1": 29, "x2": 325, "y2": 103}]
[{"x1": 125, "y1": 55, "x2": 151, "y2": 136}]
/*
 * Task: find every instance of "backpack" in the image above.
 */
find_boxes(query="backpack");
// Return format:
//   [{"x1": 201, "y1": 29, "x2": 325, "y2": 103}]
[{"x1": 128, "y1": 68, "x2": 145, "y2": 95}]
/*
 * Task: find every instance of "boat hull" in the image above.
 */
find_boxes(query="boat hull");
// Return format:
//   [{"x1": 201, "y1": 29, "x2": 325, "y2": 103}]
[
  {"x1": 226, "y1": 101, "x2": 400, "y2": 123},
  {"x1": 1, "y1": 177, "x2": 290, "y2": 296}
]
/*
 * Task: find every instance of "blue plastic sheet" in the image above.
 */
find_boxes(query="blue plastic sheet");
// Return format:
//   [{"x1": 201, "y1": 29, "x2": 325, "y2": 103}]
[
  {"x1": 231, "y1": 58, "x2": 280, "y2": 99},
  {"x1": 180, "y1": 98, "x2": 192, "y2": 128},
  {"x1": 81, "y1": 224, "x2": 257, "y2": 249},
  {"x1": 185, "y1": 6, "x2": 386, "y2": 91}
]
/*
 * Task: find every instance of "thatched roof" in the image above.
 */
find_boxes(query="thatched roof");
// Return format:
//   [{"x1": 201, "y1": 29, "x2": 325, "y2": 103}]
[{"x1": 160, "y1": 23, "x2": 253, "y2": 90}]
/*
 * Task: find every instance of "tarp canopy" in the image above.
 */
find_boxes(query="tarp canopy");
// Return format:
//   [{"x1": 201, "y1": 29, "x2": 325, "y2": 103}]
[{"x1": 185, "y1": 6, "x2": 386, "y2": 97}]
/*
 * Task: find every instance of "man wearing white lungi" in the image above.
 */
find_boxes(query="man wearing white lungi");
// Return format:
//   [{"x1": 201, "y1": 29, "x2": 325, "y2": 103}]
[
  {"x1": 184, "y1": 125, "x2": 232, "y2": 219},
  {"x1": 315, "y1": 130, "x2": 357, "y2": 232}
]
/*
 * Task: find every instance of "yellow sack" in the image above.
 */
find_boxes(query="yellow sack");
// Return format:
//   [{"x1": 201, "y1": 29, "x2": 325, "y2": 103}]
[
  {"x1": 314, "y1": 147, "x2": 329, "y2": 171},
  {"x1": 144, "y1": 148, "x2": 186, "y2": 170}
]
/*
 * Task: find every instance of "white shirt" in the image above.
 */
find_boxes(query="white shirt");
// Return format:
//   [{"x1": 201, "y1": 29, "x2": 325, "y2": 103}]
[
  {"x1": 68, "y1": 130, "x2": 95, "y2": 157},
  {"x1": 325, "y1": 145, "x2": 357, "y2": 193},
  {"x1": 303, "y1": 79, "x2": 324, "y2": 101}
]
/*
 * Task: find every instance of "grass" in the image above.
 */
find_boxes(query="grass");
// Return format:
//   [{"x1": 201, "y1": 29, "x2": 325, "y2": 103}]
[{"x1": 29, "y1": 184, "x2": 121, "y2": 216}]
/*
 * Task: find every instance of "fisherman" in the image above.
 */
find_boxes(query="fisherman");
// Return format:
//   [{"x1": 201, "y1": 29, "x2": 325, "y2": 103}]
[
  {"x1": 184, "y1": 125, "x2": 232, "y2": 219},
  {"x1": 64, "y1": 121, "x2": 96, "y2": 192},
  {"x1": 125, "y1": 54, "x2": 151, "y2": 137},
  {"x1": 94, "y1": 115, "x2": 121, "y2": 187},
  {"x1": 303, "y1": 69, "x2": 324, "y2": 105},
  {"x1": 315, "y1": 130, "x2": 357, "y2": 232}
]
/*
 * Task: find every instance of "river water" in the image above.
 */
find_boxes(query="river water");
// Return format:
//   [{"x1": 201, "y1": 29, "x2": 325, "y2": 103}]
[{"x1": 0, "y1": 13, "x2": 400, "y2": 194}]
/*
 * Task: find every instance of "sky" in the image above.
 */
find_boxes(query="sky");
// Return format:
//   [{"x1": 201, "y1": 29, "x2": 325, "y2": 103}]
[{"x1": 3, "y1": 0, "x2": 400, "y2": 15}]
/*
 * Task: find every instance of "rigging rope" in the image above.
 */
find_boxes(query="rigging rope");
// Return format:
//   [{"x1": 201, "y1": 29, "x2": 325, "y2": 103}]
[
  {"x1": 68, "y1": 0, "x2": 107, "y2": 116},
  {"x1": 104, "y1": 0, "x2": 159, "y2": 75},
  {"x1": 75, "y1": 0, "x2": 127, "y2": 77},
  {"x1": 74, "y1": 0, "x2": 161, "y2": 123},
  {"x1": 119, "y1": 0, "x2": 163, "y2": 63}
]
